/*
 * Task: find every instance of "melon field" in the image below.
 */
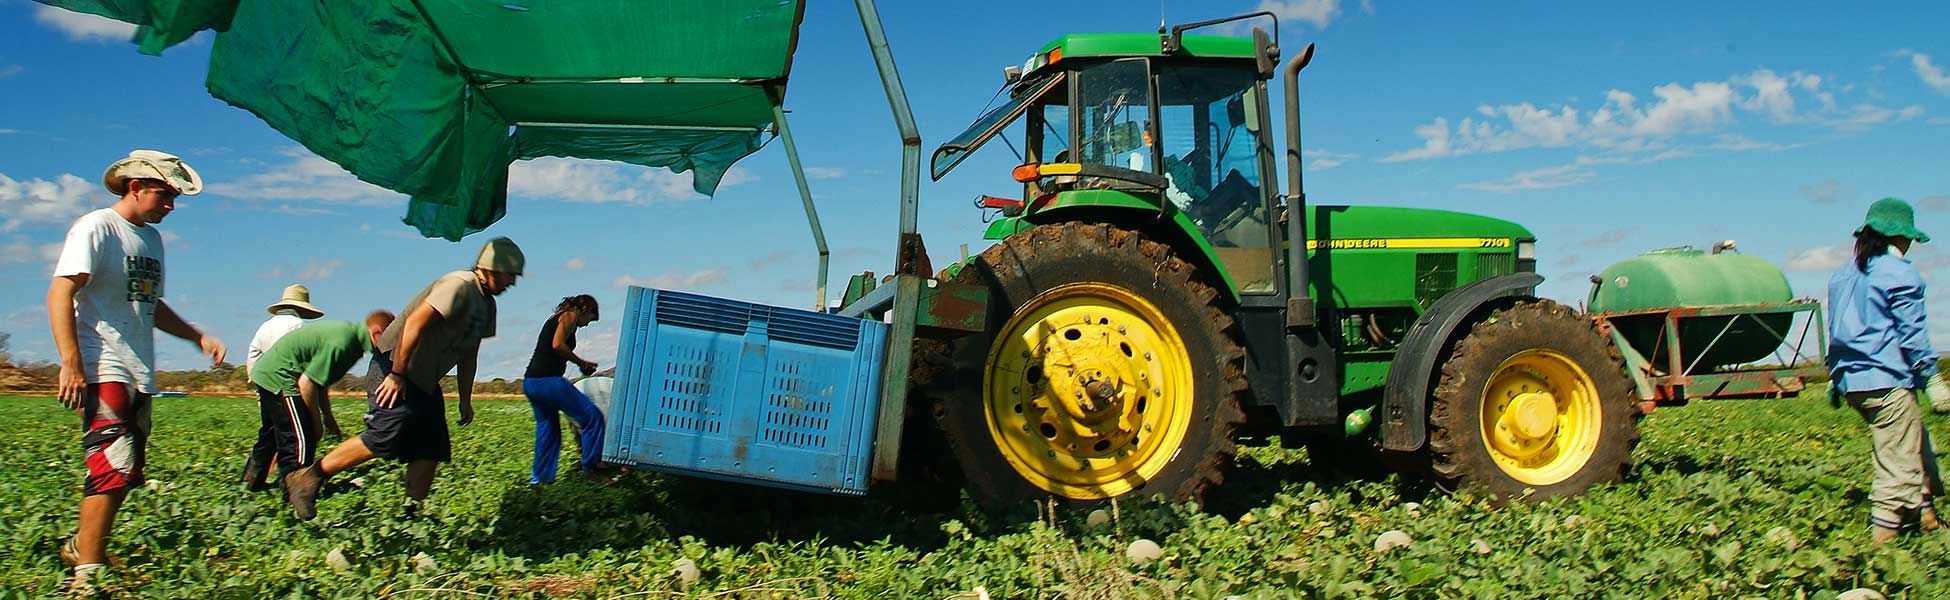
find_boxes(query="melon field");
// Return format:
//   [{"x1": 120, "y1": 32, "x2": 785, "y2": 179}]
[{"x1": 4, "y1": 392, "x2": 1950, "y2": 598}]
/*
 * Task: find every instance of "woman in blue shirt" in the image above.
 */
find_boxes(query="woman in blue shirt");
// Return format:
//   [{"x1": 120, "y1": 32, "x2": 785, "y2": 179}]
[{"x1": 1826, "y1": 197, "x2": 1949, "y2": 543}]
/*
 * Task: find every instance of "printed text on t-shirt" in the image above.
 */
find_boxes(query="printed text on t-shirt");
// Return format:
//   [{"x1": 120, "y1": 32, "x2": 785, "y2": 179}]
[{"x1": 125, "y1": 256, "x2": 162, "y2": 303}]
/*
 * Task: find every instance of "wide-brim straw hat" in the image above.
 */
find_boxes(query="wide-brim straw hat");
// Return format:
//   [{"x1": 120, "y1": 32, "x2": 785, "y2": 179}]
[
  {"x1": 103, "y1": 149, "x2": 202, "y2": 196},
  {"x1": 267, "y1": 284, "x2": 324, "y2": 319}
]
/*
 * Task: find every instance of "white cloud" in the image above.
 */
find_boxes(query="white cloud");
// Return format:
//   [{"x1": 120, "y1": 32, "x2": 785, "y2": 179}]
[
  {"x1": 34, "y1": 6, "x2": 137, "y2": 42},
  {"x1": 1383, "y1": 68, "x2": 1892, "y2": 163},
  {"x1": 0, "y1": 65, "x2": 20, "y2": 79},
  {"x1": 507, "y1": 157, "x2": 752, "y2": 205},
  {"x1": 803, "y1": 167, "x2": 847, "y2": 179},
  {"x1": 1785, "y1": 244, "x2": 1851, "y2": 272},
  {"x1": 0, "y1": 237, "x2": 41, "y2": 265},
  {"x1": 1303, "y1": 149, "x2": 1360, "y2": 170},
  {"x1": 562, "y1": 256, "x2": 587, "y2": 272},
  {"x1": 1820, "y1": 103, "x2": 1924, "y2": 130},
  {"x1": 159, "y1": 230, "x2": 181, "y2": 243},
  {"x1": 0, "y1": 172, "x2": 98, "y2": 232},
  {"x1": 1799, "y1": 180, "x2": 1842, "y2": 204},
  {"x1": 41, "y1": 242, "x2": 63, "y2": 263},
  {"x1": 1710, "y1": 134, "x2": 1799, "y2": 152},
  {"x1": 1907, "y1": 51, "x2": 1950, "y2": 95},
  {"x1": 1457, "y1": 163, "x2": 1595, "y2": 193},
  {"x1": 0, "y1": 129, "x2": 17, "y2": 134},
  {"x1": 296, "y1": 259, "x2": 344, "y2": 281},
  {"x1": 1255, "y1": 0, "x2": 1341, "y2": 29},
  {"x1": 216, "y1": 147, "x2": 403, "y2": 205},
  {"x1": 1359, "y1": 0, "x2": 1375, "y2": 15},
  {"x1": 1918, "y1": 195, "x2": 1950, "y2": 213},
  {"x1": 1932, "y1": 117, "x2": 1950, "y2": 126},
  {"x1": 612, "y1": 269, "x2": 727, "y2": 290}
]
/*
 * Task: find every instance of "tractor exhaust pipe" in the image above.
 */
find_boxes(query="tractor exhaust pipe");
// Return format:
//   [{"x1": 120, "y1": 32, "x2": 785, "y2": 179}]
[{"x1": 1282, "y1": 43, "x2": 1317, "y2": 329}]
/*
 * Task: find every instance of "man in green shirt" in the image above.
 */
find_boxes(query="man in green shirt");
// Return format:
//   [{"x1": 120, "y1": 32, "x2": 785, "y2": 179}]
[{"x1": 248, "y1": 311, "x2": 396, "y2": 483}]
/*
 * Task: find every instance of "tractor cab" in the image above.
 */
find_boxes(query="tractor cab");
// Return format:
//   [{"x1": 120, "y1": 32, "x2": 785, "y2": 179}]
[{"x1": 933, "y1": 33, "x2": 1281, "y2": 294}]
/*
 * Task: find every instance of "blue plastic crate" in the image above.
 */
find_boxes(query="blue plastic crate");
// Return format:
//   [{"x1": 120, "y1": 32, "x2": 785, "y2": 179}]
[{"x1": 602, "y1": 287, "x2": 889, "y2": 495}]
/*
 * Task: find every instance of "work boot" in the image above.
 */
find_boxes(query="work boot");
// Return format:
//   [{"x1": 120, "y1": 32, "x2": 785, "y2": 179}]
[
  {"x1": 284, "y1": 464, "x2": 328, "y2": 521},
  {"x1": 241, "y1": 455, "x2": 272, "y2": 492},
  {"x1": 1872, "y1": 525, "x2": 1901, "y2": 544}
]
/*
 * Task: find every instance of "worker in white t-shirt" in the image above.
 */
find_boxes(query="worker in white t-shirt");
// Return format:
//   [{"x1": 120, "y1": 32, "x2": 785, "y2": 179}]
[
  {"x1": 241, "y1": 284, "x2": 325, "y2": 492},
  {"x1": 47, "y1": 150, "x2": 226, "y2": 595}
]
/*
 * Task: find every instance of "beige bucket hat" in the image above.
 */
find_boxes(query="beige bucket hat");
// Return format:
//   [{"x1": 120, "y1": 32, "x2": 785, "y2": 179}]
[
  {"x1": 476, "y1": 237, "x2": 525, "y2": 275},
  {"x1": 267, "y1": 284, "x2": 325, "y2": 319},
  {"x1": 103, "y1": 149, "x2": 203, "y2": 196}
]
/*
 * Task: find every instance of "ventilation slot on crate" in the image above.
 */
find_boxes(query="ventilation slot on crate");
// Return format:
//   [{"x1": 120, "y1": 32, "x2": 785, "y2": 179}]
[
  {"x1": 653, "y1": 343, "x2": 724, "y2": 435},
  {"x1": 761, "y1": 359, "x2": 834, "y2": 450}
]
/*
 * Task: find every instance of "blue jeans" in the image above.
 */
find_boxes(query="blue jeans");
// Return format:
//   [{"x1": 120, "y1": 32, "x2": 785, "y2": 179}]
[{"x1": 522, "y1": 376, "x2": 605, "y2": 484}]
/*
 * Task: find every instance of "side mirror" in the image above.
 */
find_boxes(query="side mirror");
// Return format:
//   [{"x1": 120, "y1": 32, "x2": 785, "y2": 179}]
[
  {"x1": 1253, "y1": 27, "x2": 1278, "y2": 78},
  {"x1": 1226, "y1": 95, "x2": 1247, "y2": 130},
  {"x1": 1003, "y1": 65, "x2": 1023, "y2": 85}
]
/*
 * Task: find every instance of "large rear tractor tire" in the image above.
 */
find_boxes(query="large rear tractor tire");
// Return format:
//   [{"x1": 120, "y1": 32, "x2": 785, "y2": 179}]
[
  {"x1": 1428, "y1": 300, "x2": 1640, "y2": 500},
  {"x1": 930, "y1": 222, "x2": 1249, "y2": 509}
]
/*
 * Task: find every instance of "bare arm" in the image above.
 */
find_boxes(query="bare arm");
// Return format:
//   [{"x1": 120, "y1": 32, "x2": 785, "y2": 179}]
[
  {"x1": 373, "y1": 301, "x2": 443, "y2": 408},
  {"x1": 155, "y1": 300, "x2": 226, "y2": 366},
  {"x1": 455, "y1": 342, "x2": 478, "y2": 426},
  {"x1": 297, "y1": 374, "x2": 342, "y2": 438},
  {"x1": 47, "y1": 274, "x2": 88, "y2": 408},
  {"x1": 551, "y1": 312, "x2": 595, "y2": 372}
]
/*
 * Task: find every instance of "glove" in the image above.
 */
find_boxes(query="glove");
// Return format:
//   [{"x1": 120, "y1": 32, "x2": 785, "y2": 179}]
[{"x1": 1927, "y1": 373, "x2": 1950, "y2": 413}]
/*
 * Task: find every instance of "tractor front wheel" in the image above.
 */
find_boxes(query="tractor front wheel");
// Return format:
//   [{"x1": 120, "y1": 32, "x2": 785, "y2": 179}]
[
  {"x1": 932, "y1": 222, "x2": 1248, "y2": 508},
  {"x1": 1428, "y1": 300, "x2": 1640, "y2": 499}
]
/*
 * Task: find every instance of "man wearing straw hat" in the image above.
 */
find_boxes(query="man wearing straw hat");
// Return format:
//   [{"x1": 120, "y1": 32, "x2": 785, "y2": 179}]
[
  {"x1": 47, "y1": 150, "x2": 227, "y2": 594},
  {"x1": 239, "y1": 284, "x2": 326, "y2": 492},
  {"x1": 284, "y1": 237, "x2": 524, "y2": 520}
]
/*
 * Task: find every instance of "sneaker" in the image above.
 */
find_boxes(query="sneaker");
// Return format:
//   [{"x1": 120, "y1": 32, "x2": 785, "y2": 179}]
[
  {"x1": 284, "y1": 465, "x2": 328, "y2": 521},
  {"x1": 66, "y1": 564, "x2": 104, "y2": 599},
  {"x1": 59, "y1": 538, "x2": 122, "y2": 568}
]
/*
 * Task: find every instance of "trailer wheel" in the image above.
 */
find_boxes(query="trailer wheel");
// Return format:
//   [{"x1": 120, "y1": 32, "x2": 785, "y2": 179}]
[
  {"x1": 932, "y1": 222, "x2": 1247, "y2": 508},
  {"x1": 1429, "y1": 300, "x2": 1639, "y2": 499}
]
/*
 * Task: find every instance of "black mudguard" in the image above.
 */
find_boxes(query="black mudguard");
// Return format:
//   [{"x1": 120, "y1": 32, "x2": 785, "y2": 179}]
[{"x1": 1379, "y1": 273, "x2": 1543, "y2": 452}]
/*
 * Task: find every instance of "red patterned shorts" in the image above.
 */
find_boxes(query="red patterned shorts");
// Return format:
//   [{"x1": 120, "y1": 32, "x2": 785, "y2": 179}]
[{"x1": 81, "y1": 382, "x2": 152, "y2": 495}]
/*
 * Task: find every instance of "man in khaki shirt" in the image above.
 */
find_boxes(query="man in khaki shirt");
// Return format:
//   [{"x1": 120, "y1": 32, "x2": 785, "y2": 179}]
[{"x1": 284, "y1": 237, "x2": 524, "y2": 520}]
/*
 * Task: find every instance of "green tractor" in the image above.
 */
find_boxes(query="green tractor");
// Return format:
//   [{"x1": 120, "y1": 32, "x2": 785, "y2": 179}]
[{"x1": 914, "y1": 13, "x2": 1639, "y2": 507}]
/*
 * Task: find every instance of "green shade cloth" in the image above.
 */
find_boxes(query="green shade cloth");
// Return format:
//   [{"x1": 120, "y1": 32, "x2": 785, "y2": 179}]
[{"x1": 36, "y1": 0, "x2": 802, "y2": 240}]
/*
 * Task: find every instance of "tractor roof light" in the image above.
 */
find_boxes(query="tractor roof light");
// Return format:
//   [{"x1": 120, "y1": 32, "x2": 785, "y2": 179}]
[
  {"x1": 1517, "y1": 240, "x2": 1537, "y2": 260},
  {"x1": 1046, "y1": 47, "x2": 1063, "y2": 65},
  {"x1": 1012, "y1": 163, "x2": 1043, "y2": 183}
]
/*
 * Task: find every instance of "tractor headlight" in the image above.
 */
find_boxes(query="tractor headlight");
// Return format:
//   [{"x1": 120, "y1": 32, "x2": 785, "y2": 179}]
[{"x1": 1516, "y1": 240, "x2": 1537, "y2": 273}]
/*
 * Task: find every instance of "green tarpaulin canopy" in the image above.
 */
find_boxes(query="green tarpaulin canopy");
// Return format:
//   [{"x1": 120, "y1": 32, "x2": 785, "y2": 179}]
[{"x1": 39, "y1": 0, "x2": 804, "y2": 240}]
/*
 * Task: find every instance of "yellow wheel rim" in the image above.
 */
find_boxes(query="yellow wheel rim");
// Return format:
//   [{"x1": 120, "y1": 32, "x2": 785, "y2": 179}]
[
  {"x1": 1479, "y1": 349, "x2": 1602, "y2": 486},
  {"x1": 983, "y1": 283, "x2": 1194, "y2": 500}
]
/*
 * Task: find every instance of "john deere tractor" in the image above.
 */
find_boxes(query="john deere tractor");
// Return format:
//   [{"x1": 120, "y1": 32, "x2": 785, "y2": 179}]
[{"x1": 916, "y1": 13, "x2": 1638, "y2": 507}]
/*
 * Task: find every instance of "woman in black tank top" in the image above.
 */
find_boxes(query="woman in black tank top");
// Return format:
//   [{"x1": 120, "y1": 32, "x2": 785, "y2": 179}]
[{"x1": 520, "y1": 294, "x2": 608, "y2": 484}]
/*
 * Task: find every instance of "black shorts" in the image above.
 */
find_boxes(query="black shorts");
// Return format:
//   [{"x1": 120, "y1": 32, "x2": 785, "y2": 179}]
[{"x1": 360, "y1": 352, "x2": 451, "y2": 463}]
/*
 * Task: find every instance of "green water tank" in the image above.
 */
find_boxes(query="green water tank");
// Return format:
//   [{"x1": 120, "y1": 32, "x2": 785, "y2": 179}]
[{"x1": 1587, "y1": 246, "x2": 1794, "y2": 370}]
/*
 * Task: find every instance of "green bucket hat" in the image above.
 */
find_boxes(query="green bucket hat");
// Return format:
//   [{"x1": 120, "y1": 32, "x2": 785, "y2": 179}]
[{"x1": 1858, "y1": 197, "x2": 1931, "y2": 243}]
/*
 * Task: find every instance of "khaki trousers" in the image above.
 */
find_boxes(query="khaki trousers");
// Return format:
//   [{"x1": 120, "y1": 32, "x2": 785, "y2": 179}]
[{"x1": 1846, "y1": 387, "x2": 1946, "y2": 528}]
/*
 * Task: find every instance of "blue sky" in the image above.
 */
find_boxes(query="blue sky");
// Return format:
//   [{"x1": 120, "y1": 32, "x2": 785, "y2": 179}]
[{"x1": 3, "y1": 0, "x2": 1948, "y2": 379}]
